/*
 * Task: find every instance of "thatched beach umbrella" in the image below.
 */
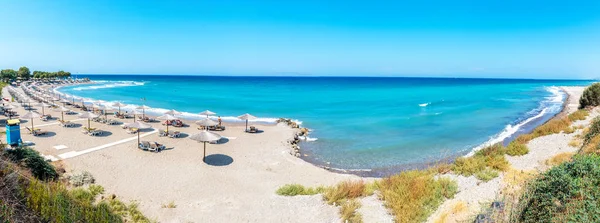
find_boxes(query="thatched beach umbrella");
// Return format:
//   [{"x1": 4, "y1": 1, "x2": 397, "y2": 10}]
[
  {"x1": 131, "y1": 110, "x2": 143, "y2": 122},
  {"x1": 22, "y1": 111, "x2": 41, "y2": 131},
  {"x1": 189, "y1": 130, "x2": 222, "y2": 161},
  {"x1": 165, "y1": 109, "x2": 182, "y2": 116},
  {"x1": 59, "y1": 98, "x2": 70, "y2": 107},
  {"x1": 124, "y1": 121, "x2": 152, "y2": 145},
  {"x1": 94, "y1": 104, "x2": 108, "y2": 119},
  {"x1": 237, "y1": 113, "x2": 257, "y2": 132},
  {"x1": 3, "y1": 104, "x2": 17, "y2": 119},
  {"x1": 137, "y1": 105, "x2": 150, "y2": 119},
  {"x1": 79, "y1": 112, "x2": 99, "y2": 130},
  {"x1": 195, "y1": 118, "x2": 218, "y2": 130},
  {"x1": 54, "y1": 106, "x2": 70, "y2": 121},
  {"x1": 36, "y1": 102, "x2": 51, "y2": 116},
  {"x1": 112, "y1": 102, "x2": 126, "y2": 114},
  {"x1": 157, "y1": 114, "x2": 178, "y2": 133},
  {"x1": 199, "y1": 110, "x2": 216, "y2": 118}
]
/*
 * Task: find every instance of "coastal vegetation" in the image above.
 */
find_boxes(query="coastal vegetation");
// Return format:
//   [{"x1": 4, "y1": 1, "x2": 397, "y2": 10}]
[
  {"x1": 0, "y1": 66, "x2": 71, "y2": 81},
  {"x1": 513, "y1": 154, "x2": 600, "y2": 222},
  {"x1": 277, "y1": 169, "x2": 457, "y2": 223},
  {"x1": 579, "y1": 82, "x2": 600, "y2": 108},
  {"x1": 0, "y1": 146, "x2": 152, "y2": 222}
]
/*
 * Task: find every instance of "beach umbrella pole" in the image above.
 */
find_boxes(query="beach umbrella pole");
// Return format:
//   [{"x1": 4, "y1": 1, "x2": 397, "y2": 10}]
[
  {"x1": 61, "y1": 112, "x2": 64, "y2": 121},
  {"x1": 137, "y1": 131, "x2": 140, "y2": 145},
  {"x1": 246, "y1": 120, "x2": 248, "y2": 132},
  {"x1": 31, "y1": 118, "x2": 34, "y2": 131},
  {"x1": 203, "y1": 142, "x2": 206, "y2": 161}
]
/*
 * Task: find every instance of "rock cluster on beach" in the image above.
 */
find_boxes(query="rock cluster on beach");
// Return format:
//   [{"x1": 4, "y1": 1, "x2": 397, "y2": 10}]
[{"x1": 277, "y1": 118, "x2": 310, "y2": 158}]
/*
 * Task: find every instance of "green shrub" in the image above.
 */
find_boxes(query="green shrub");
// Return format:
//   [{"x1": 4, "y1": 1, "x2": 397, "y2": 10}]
[
  {"x1": 584, "y1": 117, "x2": 600, "y2": 146},
  {"x1": 452, "y1": 156, "x2": 486, "y2": 176},
  {"x1": 515, "y1": 154, "x2": 600, "y2": 222},
  {"x1": 276, "y1": 184, "x2": 324, "y2": 196},
  {"x1": 4, "y1": 147, "x2": 57, "y2": 181},
  {"x1": 68, "y1": 171, "x2": 95, "y2": 186},
  {"x1": 475, "y1": 168, "x2": 498, "y2": 182},
  {"x1": 579, "y1": 83, "x2": 600, "y2": 108},
  {"x1": 506, "y1": 142, "x2": 529, "y2": 156}
]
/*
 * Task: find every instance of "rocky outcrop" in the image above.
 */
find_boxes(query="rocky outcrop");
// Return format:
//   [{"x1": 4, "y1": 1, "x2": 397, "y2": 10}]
[{"x1": 279, "y1": 118, "x2": 311, "y2": 158}]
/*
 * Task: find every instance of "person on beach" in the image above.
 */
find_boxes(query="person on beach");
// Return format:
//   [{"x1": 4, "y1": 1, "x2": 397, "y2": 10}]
[{"x1": 218, "y1": 116, "x2": 222, "y2": 126}]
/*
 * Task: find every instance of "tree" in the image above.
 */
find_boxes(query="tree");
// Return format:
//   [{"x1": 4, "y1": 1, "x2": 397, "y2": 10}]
[
  {"x1": 0, "y1": 69, "x2": 18, "y2": 82},
  {"x1": 580, "y1": 83, "x2": 600, "y2": 108},
  {"x1": 17, "y1": 66, "x2": 31, "y2": 80}
]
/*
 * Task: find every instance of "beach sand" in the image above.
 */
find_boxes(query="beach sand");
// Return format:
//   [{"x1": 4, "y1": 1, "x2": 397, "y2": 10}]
[
  {"x1": 426, "y1": 86, "x2": 593, "y2": 223},
  {"x1": 4, "y1": 85, "x2": 375, "y2": 222}
]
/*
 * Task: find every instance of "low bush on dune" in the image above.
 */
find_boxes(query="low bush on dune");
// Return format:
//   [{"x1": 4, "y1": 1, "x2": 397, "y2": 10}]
[
  {"x1": 4, "y1": 147, "x2": 58, "y2": 181},
  {"x1": 545, "y1": 152, "x2": 574, "y2": 166},
  {"x1": 378, "y1": 169, "x2": 457, "y2": 223},
  {"x1": 568, "y1": 109, "x2": 589, "y2": 121},
  {"x1": 579, "y1": 83, "x2": 600, "y2": 108},
  {"x1": 505, "y1": 142, "x2": 529, "y2": 156},
  {"x1": 323, "y1": 180, "x2": 369, "y2": 205},
  {"x1": 514, "y1": 154, "x2": 600, "y2": 222},
  {"x1": 475, "y1": 168, "x2": 499, "y2": 182},
  {"x1": 339, "y1": 199, "x2": 362, "y2": 223},
  {"x1": 276, "y1": 184, "x2": 324, "y2": 196},
  {"x1": 0, "y1": 147, "x2": 153, "y2": 223},
  {"x1": 452, "y1": 144, "x2": 509, "y2": 179}
]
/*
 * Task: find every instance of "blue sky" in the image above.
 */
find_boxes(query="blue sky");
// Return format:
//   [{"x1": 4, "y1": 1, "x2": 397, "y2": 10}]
[{"x1": 1, "y1": 0, "x2": 599, "y2": 78}]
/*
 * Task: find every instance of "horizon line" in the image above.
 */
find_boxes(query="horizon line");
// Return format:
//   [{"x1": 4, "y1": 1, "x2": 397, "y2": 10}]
[{"x1": 73, "y1": 73, "x2": 594, "y2": 81}]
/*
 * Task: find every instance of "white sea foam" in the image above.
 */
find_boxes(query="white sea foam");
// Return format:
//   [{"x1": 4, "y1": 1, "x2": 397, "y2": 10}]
[
  {"x1": 298, "y1": 135, "x2": 319, "y2": 142},
  {"x1": 71, "y1": 81, "x2": 145, "y2": 91},
  {"x1": 419, "y1": 102, "x2": 430, "y2": 107},
  {"x1": 54, "y1": 85, "x2": 297, "y2": 126},
  {"x1": 465, "y1": 86, "x2": 566, "y2": 157}
]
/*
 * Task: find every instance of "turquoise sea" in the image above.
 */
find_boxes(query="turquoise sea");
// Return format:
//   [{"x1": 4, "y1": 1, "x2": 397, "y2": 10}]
[{"x1": 57, "y1": 75, "x2": 592, "y2": 176}]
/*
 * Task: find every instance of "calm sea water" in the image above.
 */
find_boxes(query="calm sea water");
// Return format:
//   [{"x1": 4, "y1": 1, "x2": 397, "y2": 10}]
[{"x1": 57, "y1": 75, "x2": 592, "y2": 176}]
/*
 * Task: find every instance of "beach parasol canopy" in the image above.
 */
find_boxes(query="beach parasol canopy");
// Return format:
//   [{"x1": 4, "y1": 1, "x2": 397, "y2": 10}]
[
  {"x1": 237, "y1": 113, "x2": 257, "y2": 132},
  {"x1": 137, "y1": 105, "x2": 150, "y2": 118},
  {"x1": 54, "y1": 106, "x2": 71, "y2": 121},
  {"x1": 165, "y1": 109, "x2": 182, "y2": 115},
  {"x1": 199, "y1": 110, "x2": 216, "y2": 118},
  {"x1": 195, "y1": 118, "x2": 218, "y2": 130},
  {"x1": 131, "y1": 110, "x2": 143, "y2": 122},
  {"x1": 79, "y1": 112, "x2": 99, "y2": 129},
  {"x1": 189, "y1": 130, "x2": 222, "y2": 161},
  {"x1": 157, "y1": 114, "x2": 178, "y2": 132},
  {"x1": 112, "y1": 102, "x2": 126, "y2": 114},
  {"x1": 36, "y1": 102, "x2": 52, "y2": 115},
  {"x1": 22, "y1": 111, "x2": 42, "y2": 130},
  {"x1": 3, "y1": 104, "x2": 17, "y2": 119},
  {"x1": 124, "y1": 121, "x2": 152, "y2": 145}
]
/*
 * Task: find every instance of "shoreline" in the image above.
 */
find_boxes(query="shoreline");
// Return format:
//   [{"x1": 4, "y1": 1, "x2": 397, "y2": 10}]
[
  {"x1": 6, "y1": 83, "x2": 365, "y2": 222},
  {"x1": 53, "y1": 81, "x2": 576, "y2": 178}
]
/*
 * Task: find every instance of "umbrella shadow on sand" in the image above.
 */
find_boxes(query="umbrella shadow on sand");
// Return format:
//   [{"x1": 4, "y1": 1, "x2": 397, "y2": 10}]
[
  {"x1": 212, "y1": 137, "x2": 229, "y2": 144},
  {"x1": 203, "y1": 154, "x2": 233, "y2": 166}
]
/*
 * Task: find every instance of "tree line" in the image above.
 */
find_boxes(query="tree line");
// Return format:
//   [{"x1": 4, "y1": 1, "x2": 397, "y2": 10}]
[{"x1": 0, "y1": 66, "x2": 71, "y2": 82}]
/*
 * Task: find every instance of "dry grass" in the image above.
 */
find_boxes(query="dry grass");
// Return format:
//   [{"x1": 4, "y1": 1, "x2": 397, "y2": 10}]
[
  {"x1": 323, "y1": 180, "x2": 367, "y2": 205},
  {"x1": 433, "y1": 201, "x2": 469, "y2": 223},
  {"x1": 568, "y1": 109, "x2": 589, "y2": 121},
  {"x1": 568, "y1": 139, "x2": 581, "y2": 147},
  {"x1": 161, "y1": 201, "x2": 176, "y2": 209},
  {"x1": 545, "y1": 152, "x2": 574, "y2": 166},
  {"x1": 378, "y1": 170, "x2": 457, "y2": 223},
  {"x1": 339, "y1": 199, "x2": 363, "y2": 223},
  {"x1": 581, "y1": 134, "x2": 600, "y2": 154}
]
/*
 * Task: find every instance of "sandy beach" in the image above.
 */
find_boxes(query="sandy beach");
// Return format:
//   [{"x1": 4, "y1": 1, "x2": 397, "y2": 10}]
[
  {"x1": 3, "y1": 84, "x2": 375, "y2": 222},
  {"x1": 3, "y1": 83, "x2": 594, "y2": 223}
]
